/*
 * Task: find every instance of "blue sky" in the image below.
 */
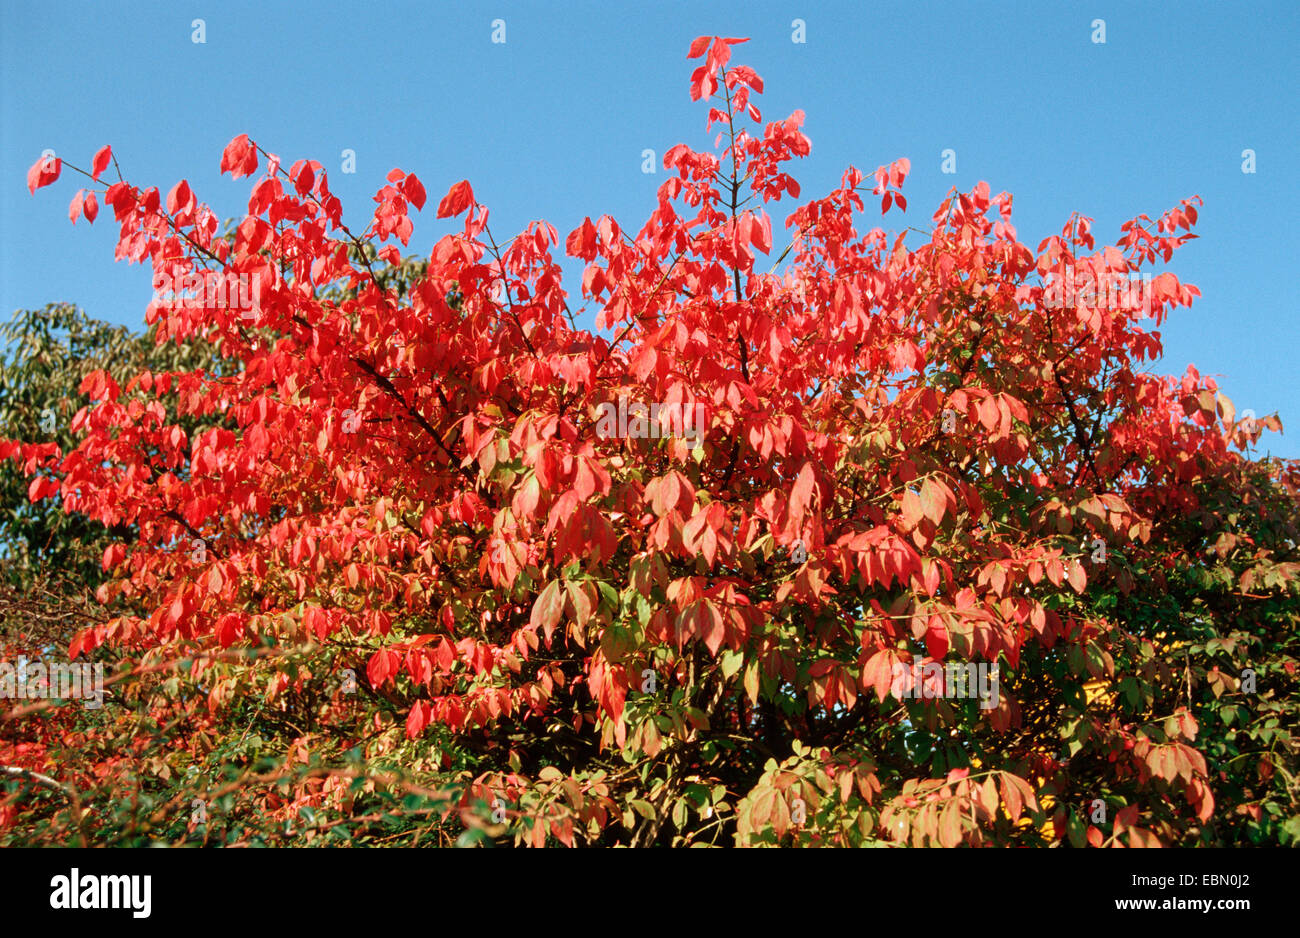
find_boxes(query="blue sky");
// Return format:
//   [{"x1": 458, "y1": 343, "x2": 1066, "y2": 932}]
[{"x1": 2, "y1": 0, "x2": 1296, "y2": 456}]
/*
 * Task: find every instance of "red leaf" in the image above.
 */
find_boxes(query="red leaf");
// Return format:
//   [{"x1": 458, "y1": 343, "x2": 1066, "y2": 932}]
[
  {"x1": 290, "y1": 160, "x2": 315, "y2": 196},
  {"x1": 167, "y1": 179, "x2": 193, "y2": 216},
  {"x1": 405, "y1": 701, "x2": 431, "y2": 738},
  {"x1": 102, "y1": 543, "x2": 125, "y2": 571},
  {"x1": 790, "y1": 462, "x2": 817, "y2": 520},
  {"x1": 750, "y1": 211, "x2": 772, "y2": 254},
  {"x1": 82, "y1": 192, "x2": 99, "y2": 223},
  {"x1": 860, "y1": 648, "x2": 899, "y2": 702},
  {"x1": 530, "y1": 580, "x2": 565, "y2": 639},
  {"x1": 91, "y1": 145, "x2": 112, "y2": 181},
  {"x1": 403, "y1": 173, "x2": 427, "y2": 211},
  {"x1": 367, "y1": 648, "x2": 399, "y2": 688},
  {"x1": 699, "y1": 601, "x2": 725, "y2": 655},
  {"x1": 219, "y1": 133, "x2": 258, "y2": 179},
  {"x1": 1000, "y1": 774, "x2": 1024, "y2": 822},
  {"x1": 977, "y1": 397, "x2": 1000, "y2": 432},
  {"x1": 924, "y1": 617, "x2": 949, "y2": 659},
  {"x1": 920, "y1": 478, "x2": 947, "y2": 525},
  {"x1": 689, "y1": 65, "x2": 716, "y2": 102},
  {"x1": 436, "y1": 179, "x2": 475, "y2": 218},
  {"x1": 900, "y1": 490, "x2": 924, "y2": 531},
  {"x1": 566, "y1": 217, "x2": 598, "y2": 261},
  {"x1": 27, "y1": 155, "x2": 61, "y2": 194},
  {"x1": 687, "y1": 36, "x2": 711, "y2": 58}
]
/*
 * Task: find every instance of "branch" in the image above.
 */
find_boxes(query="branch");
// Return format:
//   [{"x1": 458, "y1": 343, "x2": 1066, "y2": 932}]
[{"x1": 1, "y1": 765, "x2": 85, "y2": 844}]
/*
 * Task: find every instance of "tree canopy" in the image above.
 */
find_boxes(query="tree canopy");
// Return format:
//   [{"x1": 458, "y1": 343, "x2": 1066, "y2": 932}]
[{"x1": 3, "y1": 36, "x2": 1296, "y2": 847}]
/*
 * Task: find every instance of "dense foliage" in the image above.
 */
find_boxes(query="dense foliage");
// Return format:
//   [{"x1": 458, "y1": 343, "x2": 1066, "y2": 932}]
[{"x1": 3, "y1": 37, "x2": 1296, "y2": 846}]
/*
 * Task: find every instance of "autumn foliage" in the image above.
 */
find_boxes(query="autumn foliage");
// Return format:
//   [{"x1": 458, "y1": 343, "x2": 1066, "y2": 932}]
[{"x1": 3, "y1": 36, "x2": 1297, "y2": 847}]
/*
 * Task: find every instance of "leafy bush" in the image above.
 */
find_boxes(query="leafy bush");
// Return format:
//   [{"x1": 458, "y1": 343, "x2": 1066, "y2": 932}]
[{"x1": 3, "y1": 36, "x2": 1296, "y2": 847}]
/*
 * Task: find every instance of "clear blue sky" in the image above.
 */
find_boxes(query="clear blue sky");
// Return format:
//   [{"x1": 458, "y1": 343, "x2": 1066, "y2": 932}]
[{"x1": 2, "y1": 0, "x2": 1296, "y2": 456}]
